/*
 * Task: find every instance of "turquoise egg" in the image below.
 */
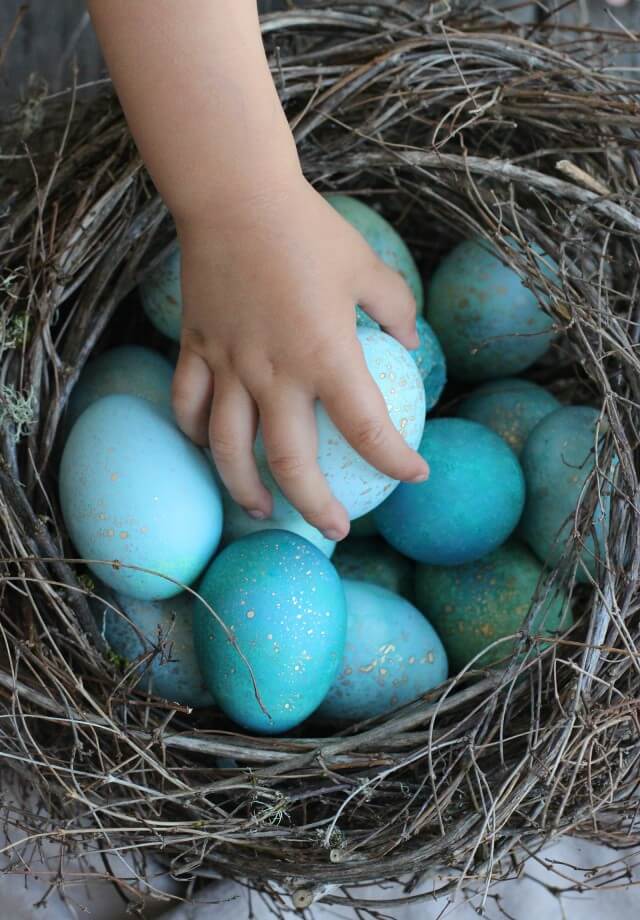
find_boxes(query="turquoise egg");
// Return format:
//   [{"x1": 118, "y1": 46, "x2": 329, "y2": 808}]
[
  {"x1": 457, "y1": 377, "x2": 560, "y2": 456},
  {"x1": 316, "y1": 580, "x2": 447, "y2": 722},
  {"x1": 332, "y1": 537, "x2": 415, "y2": 601},
  {"x1": 349, "y1": 511, "x2": 378, "y2": 538},
  {"x1": 193, "y1": 531, "x2": 347, "y2": 734},
  {"x1": 427, "y1": 238, "x2": 558, "y2": 382},
  {"x1": 416, "y1": 541, "x2": 570, "y2": 672},
  {"x1": 374, "y1": 418, "x2": 525, "y2": 565},
  {"x1": 96, "y1": 590, "x2": 214, "y2": 707},
  {"x1": 139, "y1": 246, "x2": 182, "y2": 341},
  {"x1": 326, "y1": 193, "x2": 424, "y2": 310},
  {"x1": 59, "y1": 394, "x2": 223, "y2": 599},
  {"x1": 65, "y1": 345, "x2": 174, "y2": 433},
  {"x1": 520, "y1": 406, "x2": 609, "y2": 582}
]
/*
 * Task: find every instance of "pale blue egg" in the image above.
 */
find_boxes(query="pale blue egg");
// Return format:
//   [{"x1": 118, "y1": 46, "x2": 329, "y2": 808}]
[
  {"x1": 65, "y1": 345, "x2": 174, "y2": 433},
  {"x1": 59, "y1": 394, "x2": 223, "y2": 599},
  {"x1": 95, "y1": 590, "x2": 214, "y2": 707},
  {"x1": 193, "y1": 530, "x2": 347, "y2": 734},
  {"x1": 139, "y1": 246, "x2": 182, "y2": 341},
  {"x1": 316, "y1": 580, "x2": 447, "y2": 722}
]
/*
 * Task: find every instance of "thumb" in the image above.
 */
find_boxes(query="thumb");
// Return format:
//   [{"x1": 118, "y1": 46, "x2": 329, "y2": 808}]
[{"x1": 356, "y1": 257, "x2": 420, "y2": 351}]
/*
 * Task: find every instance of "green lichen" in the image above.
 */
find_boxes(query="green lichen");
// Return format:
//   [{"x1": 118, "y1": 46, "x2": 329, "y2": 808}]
[{"x1": 0, "y1": 383, "x2": 36, "y2": 441}]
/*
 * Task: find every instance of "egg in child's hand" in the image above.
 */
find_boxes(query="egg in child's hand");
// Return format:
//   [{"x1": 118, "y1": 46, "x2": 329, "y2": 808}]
[
  {"x1": 332, "y1": 536, "x2": 415, "y2": 601},
  {"x1": 139, "y1": 246, "x2": 182, "y2": 341},
  {"x1": 193, "y1": 531, "x2": 347, "y2": 734}
]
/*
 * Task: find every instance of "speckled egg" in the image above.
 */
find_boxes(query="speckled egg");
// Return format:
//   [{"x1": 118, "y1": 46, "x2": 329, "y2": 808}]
[
  {"x1": 332, "y1": 537, "x2": 415, "y2": 601},
  {"x1": 96, "y1": 590, "x2": 214, "y2": 707},
  {"x1": 520, "y1": 406, "x2": 609, "y2": 582},
  {"x1": 193, "y1": 531, "x2": 347, "y2": 734},
  {"x1": 416, "y1": 541, "x2": 570, "y2": 672},
  {"x1": 59, "y1": 394, "x2": 223, "y2": 599},
  {"x1": 326, "y1": 194, "x2": 424, "y2": 311},
  {"x1": 374, "y1": 418, "x2": 525, "y2": 565},
  {"x1": 316, "y1": 580, "x2": 447, "y2": 722},
  {"x1": 65, "y1": 345, "x2": 174, "y2": 433},
  {"x1": 427, "y1": 238, "x2": 558, "y2": 382},
  {"x1": 457, "y1": 377, "x2": 560, "y2": 456},
  {"x1": 139, "y1": 246, "x2": 182, "y2": 341}
]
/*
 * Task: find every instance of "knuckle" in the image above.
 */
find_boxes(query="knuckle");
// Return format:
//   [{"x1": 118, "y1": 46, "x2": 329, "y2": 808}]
[
  {"x1": 210, "y1": 432, "x2": 241, "y2": 466},
  {"x1": 354, "y1": 417, "x2": 388, "y2": 453},
  {"x1": 269, "y1": 452, "x2": 307, "y2": 481}
]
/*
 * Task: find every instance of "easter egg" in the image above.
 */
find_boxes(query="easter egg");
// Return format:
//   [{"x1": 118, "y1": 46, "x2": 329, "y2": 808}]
[
  {"x1": 416, "y1": 541, "x2": 570, "y2": 671},
  {"x1": 427, "y1": 238, "x2": 558, "y2": 382},
  {"x1": 193, "y1": 531, "x2": 347, "y2": 734},
  {"x1": 96, "y1": 590, "x2": 214, "y2": 707},
  {"x1": 139, "y1": 246, "x2": 182, "y2": 341},
  {"x1": 332, "y1": 537, "x2": 415, "y2": 601},
  {"x1": 316, "y1": 580, "x2": 447, "y2": 722},
  {"x1": 349, "y1": 511, "x2": 378, "y2": 538},
  {"x1": 520, "y1": 406, "x2": 609, "y2": 581},
  {"x1": 375, "y1": 418, "x2": 525, "y2": 565},
  {"x1": 457, "y1": 377, "x2": 560, "y2": 456},
  {"x1": 59, "y1": 395, "x2": 223, "y2": 600},
  {"x1": 65, "y1": 345, "x2": 174, "y2": 433},
  {"x1": 326, "y1": 193, "x2": 424, "y2": 311}
]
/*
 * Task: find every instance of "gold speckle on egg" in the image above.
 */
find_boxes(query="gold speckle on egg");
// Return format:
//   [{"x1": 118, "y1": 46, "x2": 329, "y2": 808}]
[
  {"x1": 119, "y1": 531, "x2": 128, "y2": 540},
  {"x1": 246, "y1": 610, "x2": 255, "y2": 619},
  {"x1": 408, "y1": 656, "x2": 416, "y2": 665},
  {"x1": 110, "y1": 472, "x2": 119, "y2": 481}
]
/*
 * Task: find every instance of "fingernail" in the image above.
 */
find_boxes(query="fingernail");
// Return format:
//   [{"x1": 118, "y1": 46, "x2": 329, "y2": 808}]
[
  {"x1": 409, "y1": 468, "x2": 429, "y2": 484},
  {"x1": 246, "y1": 508, "x2": 267, "y2": 520},
  {"x1": 323, "y1": 527, "x2": 346, "y2": 542}
]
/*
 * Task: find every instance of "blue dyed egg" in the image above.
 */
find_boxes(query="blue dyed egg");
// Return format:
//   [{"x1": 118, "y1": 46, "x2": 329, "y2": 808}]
[
  {"x1": 96, "y1": 590, "x2": 214, "y2": 707},
  {"x1": 65, "y1": 345, "x2": 174, "y2": 433},
  {"x1": 457, "y1": 377, "x2": 560, "y2": 456},
  {"x1": 520, "y1": 406, "x2": 610, "y2": 582},
  {"x1": 427, "y1": 238, "x2": 558, "y2": 382},
  {"x1": 316, "y1": 580, "x2": 447, "y2": 722},
  {"x1": 332, "y1": 537, "x2": 415, "y2": 600},
  {"x1": 193, "y1": 531, "x2": 347, "y2": 734},
  {"x1": 375, "y1": 418, "x2": 525, "y2": 565},
  {"x1": 349, "y1": 511, "x2": 378, "y2": 538},
  {"x1": 59, "y1": 395, "x2": 222, "y2": 599},
  {"x1": 139, "y1": 246, "x2": 182, "y2": 341}
]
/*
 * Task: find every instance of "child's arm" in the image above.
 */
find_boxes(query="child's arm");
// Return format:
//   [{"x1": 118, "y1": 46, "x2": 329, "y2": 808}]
[{"x1": 88, "y1": 0, "x2": 428, "y2": 541}]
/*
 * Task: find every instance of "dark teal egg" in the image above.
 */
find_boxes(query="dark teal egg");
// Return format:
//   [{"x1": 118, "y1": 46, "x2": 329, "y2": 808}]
[
  {"x1": 332, "y1": 537, "x2": 415, "y2": 601},
  {"x1": 316, "y1": 580, "x2": 447, "y2": 722},
  {"x1": 427, "y1": 238, "x2": 558, "y2": 382},
  {"x1": 193, "y1": 531, "x2": 347, "y2": 734},
  {"x1": 139, "y1": 246, "x2": 182, "y2": 341},
  {"x1": 416, "y1": 541, "x2": 570, "y2": 672},
  {"x1": 374, "y1": 418, "x2": 525, "y2": 565},
  {"x1": 457, "y1": 377, "x2": 560, "y2": 456},
  {"x1": 349, "y1": 511, "x2": 378, "y2": 538},
  {"x1": 520, "y1": 406, "x2": 610, "y2": 582}
]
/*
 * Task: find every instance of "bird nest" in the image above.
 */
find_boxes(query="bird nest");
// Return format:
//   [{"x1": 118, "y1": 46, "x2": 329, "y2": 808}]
[{"x1": 1, "y1": 2, "x2": 639, "y2": 914}]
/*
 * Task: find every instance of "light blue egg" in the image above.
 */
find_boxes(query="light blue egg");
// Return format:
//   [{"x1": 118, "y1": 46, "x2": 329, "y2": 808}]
[
  {"x1": 520, "y1": 406, "x2": 610, "y2": 582},
  {"x1": 427, "y1": 238, "x2": 558, "y2": 382},
  {"x1": 193, "y1": 530, "x2": 347, "y2": 734},
  {"x1": 457, "y1": 377, "x2": 560, "y2": 456},
  {"x1": 316, "y1": 580, "x2": 447, "y2": 722},
  {"x1": 59, "y1": 394, "x2": 222, "y2": 599},
  {"x1": 139, "y1": 246, "x2": 182, "y2": 341},
  {"x1": 375, "y1": 418, "x2": 525, "y2": 565},
  {"x1": 96, "y1": 590, "x2": 214, "y2": 707},
  {"x1": 65, "y1": 345, "x2": 174, "y2": 433}
]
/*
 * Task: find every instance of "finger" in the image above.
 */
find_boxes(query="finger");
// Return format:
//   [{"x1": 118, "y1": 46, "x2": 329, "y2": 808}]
[
  {"x1": 357, "y1": 257, "x2": 419, "y2": 350},
  {"x1": 209, "y1": 375, "x2": 272, "y2": 519},
  {"x1": 172, "y1": 348, "x2": 213, "y2": 445},
  {"x1": 318, "y1": 342, "x2": 429, "y2": 483},
  {"x1": 259, "y1": 388, "x2": 349, "y2": 541}
]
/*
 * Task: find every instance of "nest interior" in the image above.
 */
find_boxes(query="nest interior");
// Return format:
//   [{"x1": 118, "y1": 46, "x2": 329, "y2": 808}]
[{"x1": 1, "y1": 2, "x2": 640, "y2": 913}]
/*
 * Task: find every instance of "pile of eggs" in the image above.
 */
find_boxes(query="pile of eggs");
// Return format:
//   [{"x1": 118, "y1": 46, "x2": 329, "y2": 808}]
[{"x1": 58, "y1": 195, "x2": 606, "y2": 735}]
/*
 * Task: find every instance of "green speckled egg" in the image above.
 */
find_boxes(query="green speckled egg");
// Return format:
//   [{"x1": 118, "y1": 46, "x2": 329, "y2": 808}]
[
  {"x1": 427, "y1": 238, "x2": 558, "y2": 382},
  {"x1": 332, "y1": 537, "x2": 415, "y2": 601},
  {"x1": 139, "y1": 246, "x2": 182, "y2": 341},
  {"x1": 457, "y1": 377, "x2": 560, "y2": 456},
  {"x1": 416, "y1": 541, "x2": 570, "y2": 671}
]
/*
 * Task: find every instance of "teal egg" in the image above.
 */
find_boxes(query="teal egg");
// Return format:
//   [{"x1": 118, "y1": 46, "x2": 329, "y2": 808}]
[
  {"x1": 349, "y1": 511, "x2": 378, "y2": 538},
  {"x1": 332, "y1": 537, "x2": 415, "y2": 601},
  {"x1": 97, "y1": 590, "x2": 214, "y2": 707},
  {"x1": 65, "y1": 345, "x2": 174, "y2": 433},
  {"x1": 520, "y1": 406, "x2": 609, "y2": 582},
  {"x1": 427, "y1": 238, "x2": 558, "y2": 382},
  {"x1": 139, "y1": 246, "x2": 182, "y2": 341},
  {"x1": 59, "y1": 395, "x2": 223, "y2": 599},
  {"x1": 325, "y1": 193, "x2": 424, "y2": 311},
  {"x1": 193, "y1": 531, "x2": 347, "y2": 734},
  {"x1": 416, "y1": 541, "x2": 570, "y2": 672},
  {"x1": 457, "y1": 377, "x2": 560, "y2": 456},
  {"x1": 374, "y1": 418, "x2": 525, "y2": 565},
  {"x1": 316, "y1": 580, "x2": 447, "y2": 722}
]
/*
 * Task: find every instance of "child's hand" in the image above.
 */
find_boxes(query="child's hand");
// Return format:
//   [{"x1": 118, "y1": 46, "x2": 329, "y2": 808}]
[{"x1": 172, "y1": 177, "x2": 428, "y2": 541}]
